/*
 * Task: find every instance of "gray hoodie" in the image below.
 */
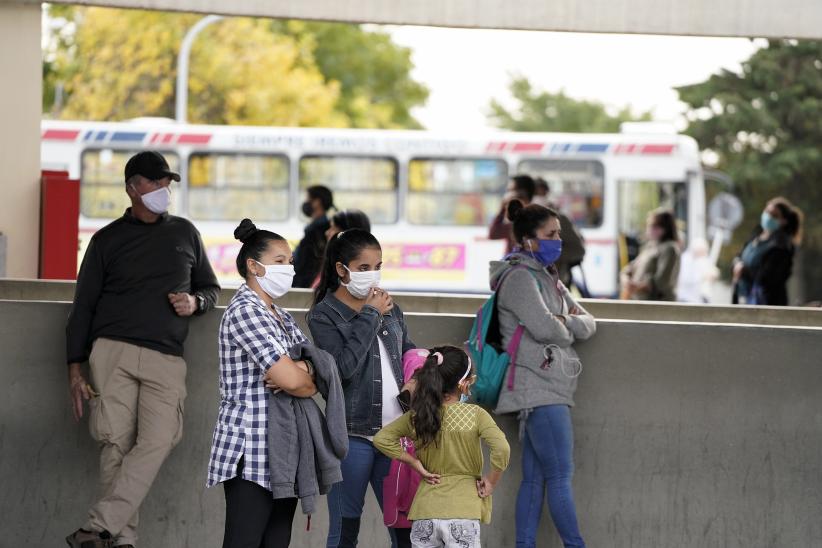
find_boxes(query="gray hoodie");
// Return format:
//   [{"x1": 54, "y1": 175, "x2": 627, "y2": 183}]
[{"x1": 490, "y1": 253, "x2": 596, "y2": 417}]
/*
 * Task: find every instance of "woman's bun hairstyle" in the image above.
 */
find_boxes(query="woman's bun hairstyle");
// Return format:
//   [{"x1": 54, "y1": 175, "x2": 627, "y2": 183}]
[
  {"x1": 508, "y1": 202, "x2": 558, "y2": 244},
  {"x1": 506, "y1": 199, "x2": 525, "y2": 221},
  {"x1": 234, "y1": 218, "x2": 259, "y2": 244},
  {"x1": 233, "y1": 218, "x2": 286, "y2": 278}
]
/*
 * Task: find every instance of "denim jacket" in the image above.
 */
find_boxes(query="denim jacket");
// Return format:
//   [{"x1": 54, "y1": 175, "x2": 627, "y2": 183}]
[{"x1": 307, "y1": 292, "x2": 415, "y2": 437}]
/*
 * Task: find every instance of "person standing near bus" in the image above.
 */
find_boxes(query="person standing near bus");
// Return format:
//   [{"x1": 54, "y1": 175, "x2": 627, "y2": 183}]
[
  {"x1": 489, "y1": 175, "x2": 536, "y2": 254},
  {"x1": 491, "y1": 175, "x2": 586, "y2": 288},
  {"x1": 620, "y1": 208, "x2": 681, "y2": 301},
  {"x1": 532, "y1": 177, "x2": 586, "y2": 289},
  {"x1": 325, "y1": 209, "x2": 372, "y2": 241},
  {"x1": 491, "y1": 200, "x2": 596, "y2": 548},
  {"x1": 732, "y1": 197, "x2": 803, "y2": 306},
  {"x1": 308, "y1": 229, "x2": 416, "y2": 548},
  {"x1": 293, "y1": 185, "x2": 335, "y2": 288},
  {"x1": 65, "y1": 151, "x2": 220, "y2": 548}
]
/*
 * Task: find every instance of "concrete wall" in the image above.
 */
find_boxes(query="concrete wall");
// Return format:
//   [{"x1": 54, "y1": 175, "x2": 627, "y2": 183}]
[
  {"x1": 2, "y1": 299, "x2": 821, "y2": 546},
  {"x1": 0, "y1": 3, "x2": 41, "y2": 278},
  {"x1": 3, "y1": 279, "x2": 822, "y2": 328},
  {"x1": 12, "y1": 0, "x2": 822, "y2": 39}
]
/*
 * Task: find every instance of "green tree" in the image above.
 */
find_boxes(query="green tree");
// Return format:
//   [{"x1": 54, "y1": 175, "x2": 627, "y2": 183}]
[
  {"x1": 273, "y1": 21, "x2": 429, "y2": 129},
  {"x1": 43, "y1": 7, "x2": 427, "y2": 128},
  {"x1": 677, "y1": 40, "x2": 822, "y2": 302},
  {"x1": 487, "y1": 75, "x2": 651, "y2": 132}
]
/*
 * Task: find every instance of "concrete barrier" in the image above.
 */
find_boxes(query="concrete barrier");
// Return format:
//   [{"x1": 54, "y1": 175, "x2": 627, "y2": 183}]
[
  {"x1": 2, "y1": 278, "x2": 822, "y2": 327},
  {"x1": 1, "y1": 300, "x2": 821, "y2": 547}
]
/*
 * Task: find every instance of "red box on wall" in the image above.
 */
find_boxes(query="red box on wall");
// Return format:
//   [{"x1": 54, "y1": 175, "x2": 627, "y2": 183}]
[{"x1": 40, "y1": 170, "x2": 80, "y2": 280}]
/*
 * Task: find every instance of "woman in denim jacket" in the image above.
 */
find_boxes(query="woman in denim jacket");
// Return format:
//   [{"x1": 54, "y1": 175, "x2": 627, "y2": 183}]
[{"x1": 307, "y1": 229, "x2": 416, "y2": 548}]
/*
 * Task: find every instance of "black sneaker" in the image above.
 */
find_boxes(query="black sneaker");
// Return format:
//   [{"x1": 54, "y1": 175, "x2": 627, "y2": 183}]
[{"x1": 65, "y1": 528, "x2": 113, "y2": 548}]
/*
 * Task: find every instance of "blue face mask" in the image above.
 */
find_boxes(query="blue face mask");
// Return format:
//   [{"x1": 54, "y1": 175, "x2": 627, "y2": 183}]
[
  {"x1": 527, "y1": 239, "x2": 563, "y2": 266},
  {"x1": 761, "y1": 212, "x2": 780, "y2": 233}
]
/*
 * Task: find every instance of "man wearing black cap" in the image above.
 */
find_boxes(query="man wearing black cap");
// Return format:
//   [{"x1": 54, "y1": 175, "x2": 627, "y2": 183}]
[{"x1": 65, "y1": 151, "x2": 220, "y2": 548}]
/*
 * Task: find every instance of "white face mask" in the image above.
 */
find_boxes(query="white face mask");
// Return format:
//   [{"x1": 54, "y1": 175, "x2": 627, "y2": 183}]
[
  {"x1": 254, "y1": 261, "x2": 295, "y2": 299},
  {"x1": 341, "y1": 266, "x2": 381, "y2": 300},
  {"x1": 135, "y1": 186, "x2": 171, "y2": 215}
]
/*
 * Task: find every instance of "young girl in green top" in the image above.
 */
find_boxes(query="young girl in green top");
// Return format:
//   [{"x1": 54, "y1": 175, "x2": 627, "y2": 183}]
[{"x1": 374, "y1": 346, "x2": 510, "y2": 548}]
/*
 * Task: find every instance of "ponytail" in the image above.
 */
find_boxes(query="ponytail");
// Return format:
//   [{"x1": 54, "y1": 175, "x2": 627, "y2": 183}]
[
  {"x1": 507, "y1": 200, "x2": 559, "y2": 245},
  {"x1": 410, "y1": 345, "x2": 472, "y2": 449}
]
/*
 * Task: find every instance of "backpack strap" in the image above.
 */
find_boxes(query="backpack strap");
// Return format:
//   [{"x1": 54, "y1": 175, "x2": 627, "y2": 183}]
[
  {"x1": 475, "y1": 305, "x2": 485, "y2": 351},
  {"x1": 496, "y1": 263, "x2": 544, "y2": 392},
  {"x1": 492, "y1": 262, "x2": 542, "y2": 292}
]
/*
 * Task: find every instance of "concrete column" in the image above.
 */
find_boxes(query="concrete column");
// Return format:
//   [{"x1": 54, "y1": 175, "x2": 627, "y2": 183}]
[{"x1": 0, "y1": 3, "x2": 41, "y2": 278}]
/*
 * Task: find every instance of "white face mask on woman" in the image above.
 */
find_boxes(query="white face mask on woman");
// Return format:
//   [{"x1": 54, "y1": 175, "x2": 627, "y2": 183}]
[
  {"x1": 341, "y1": 266, "x2": 381, "y2": 300},
  {"x1": 133, "y1": 185, "x2": 171, "y2": 215},
  {"x1": 255, "y1": 261, "x2": 295, "y2": 299}
]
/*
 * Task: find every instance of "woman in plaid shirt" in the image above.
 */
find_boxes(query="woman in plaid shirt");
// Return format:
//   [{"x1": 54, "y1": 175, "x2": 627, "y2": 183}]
[{"x1": 207, "y1": 219, "x2": 317, "y2": 548}]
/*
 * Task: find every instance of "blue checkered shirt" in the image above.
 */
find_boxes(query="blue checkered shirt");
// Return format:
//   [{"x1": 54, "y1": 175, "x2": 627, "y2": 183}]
[{"x1": 207, "y1": 284, "x2": 307, "y2": 491}]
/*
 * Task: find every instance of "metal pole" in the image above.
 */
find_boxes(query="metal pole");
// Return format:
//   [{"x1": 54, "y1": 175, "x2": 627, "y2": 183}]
[{"x1": 175, "y1": 15, "x2": 224, "y2": 123}]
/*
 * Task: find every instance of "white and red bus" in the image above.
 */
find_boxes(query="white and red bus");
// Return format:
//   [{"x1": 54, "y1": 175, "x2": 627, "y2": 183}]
[{"x1": 41, "y1": 119, "x2": 706, "y2": 296}]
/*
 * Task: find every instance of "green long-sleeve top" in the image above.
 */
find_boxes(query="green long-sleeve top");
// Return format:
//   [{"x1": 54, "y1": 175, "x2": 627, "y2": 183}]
[{"x1": 373, "y1": 403, "x2": 510, "y2": 523}]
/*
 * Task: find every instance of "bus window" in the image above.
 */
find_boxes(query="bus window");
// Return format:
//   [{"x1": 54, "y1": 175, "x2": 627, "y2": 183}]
[
  {"x1": 299, "y1": 155, "x2": 398, "y2": 224},
  {"x1": 81, "y1": 149, "x2": 181, "y2": 219},
  {"x1": 407, "y1": 158, "x2": 508, "y2": 226},
  {"x1": 188, "y1": 153, "x2": 289, "y2": 221},
  {"x1": 517, "y1": 159, "x2": 605, "y2": 228},
  {"x1": 618, "y1": 180, "x2": 688, "y2": 259}
]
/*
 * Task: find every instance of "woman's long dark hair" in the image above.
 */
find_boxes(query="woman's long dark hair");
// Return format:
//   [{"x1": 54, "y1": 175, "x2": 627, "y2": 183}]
[
  {"x1": 769, "y1": 197, "x2": 803, "y2": 245},
  {"x1": 312, "y1": 228, "x2": 381, "y2": 307},
  {"x1": 649, "y1": 208, "x2": 679, "y2": 243},
  {"x1": 411, "y1": 345, "x2": 472, "y2": 449},
  {"x1": 233, "y1": 218, "x2": 286, "y2": 278}
]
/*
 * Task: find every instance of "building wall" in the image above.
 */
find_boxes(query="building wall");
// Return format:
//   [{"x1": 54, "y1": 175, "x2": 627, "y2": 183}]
[
  {"x1": 0, "y1": 3, "x2": 41, "y2": 277},
  {"x1": 2, "y1": 300, "x2": 821, "y2": 546},
  {"x1": 10, "y1": 0, "x2": 822, "y2": 39}
]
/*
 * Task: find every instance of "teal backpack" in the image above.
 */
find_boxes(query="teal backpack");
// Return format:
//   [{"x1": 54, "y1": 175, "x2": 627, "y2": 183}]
[{"x1": 467, "y1": 265, "x2": 537, "y2": 407}]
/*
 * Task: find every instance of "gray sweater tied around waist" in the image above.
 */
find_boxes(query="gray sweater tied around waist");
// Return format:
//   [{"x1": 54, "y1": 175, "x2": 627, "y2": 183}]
[{"x1": 268, "y1": 342, "x2": 348, "y2": 514}]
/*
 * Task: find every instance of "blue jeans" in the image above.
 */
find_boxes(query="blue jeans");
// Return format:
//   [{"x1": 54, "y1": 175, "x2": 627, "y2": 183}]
[
  {"x1": 515, "y1": 405, "x2": 585, "y2": 548},
  {"x1": 327, "y1": 436, "x2": 398, "y2": 548}
]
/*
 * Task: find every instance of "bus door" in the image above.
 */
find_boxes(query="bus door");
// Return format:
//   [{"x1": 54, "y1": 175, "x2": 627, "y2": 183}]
[{"x1": 617, "y1": 179, "x2": 688, "y2": 270}]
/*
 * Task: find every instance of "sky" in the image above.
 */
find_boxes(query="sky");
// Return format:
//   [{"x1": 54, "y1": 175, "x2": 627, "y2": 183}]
[{"x1": 385, "y1": 26, "x2": 764, "y2": 132}]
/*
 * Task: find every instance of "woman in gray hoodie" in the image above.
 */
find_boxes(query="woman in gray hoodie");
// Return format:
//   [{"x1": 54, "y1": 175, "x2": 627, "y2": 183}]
[{"x1": 491, "y1": 200, "x2": 596, "y2": 548}]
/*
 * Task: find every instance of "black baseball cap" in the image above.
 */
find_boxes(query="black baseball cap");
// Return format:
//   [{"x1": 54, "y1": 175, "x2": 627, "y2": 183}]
[{"x1": 124, "y1": 151, "x2": 181, "y2": 182}]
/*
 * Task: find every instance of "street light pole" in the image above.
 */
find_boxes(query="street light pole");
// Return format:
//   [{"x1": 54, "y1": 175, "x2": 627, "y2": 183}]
[{"x1": 175, "y1": 15, "x2": 224, "y2": 123}]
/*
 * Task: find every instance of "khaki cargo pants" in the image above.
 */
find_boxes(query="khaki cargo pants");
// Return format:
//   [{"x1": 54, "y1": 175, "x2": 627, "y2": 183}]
[{"x1": 85, "y1": 338, "x2": 186, "y2": 546}]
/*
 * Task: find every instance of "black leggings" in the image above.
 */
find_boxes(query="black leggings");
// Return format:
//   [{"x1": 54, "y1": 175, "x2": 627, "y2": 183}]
[{"x1": 223, "y1": 459, "x2": 298, "y2": 548}]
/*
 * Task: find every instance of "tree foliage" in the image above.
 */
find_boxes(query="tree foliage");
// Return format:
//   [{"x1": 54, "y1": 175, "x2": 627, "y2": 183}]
[
  {"x1": 677, "y1": 40, "x2": 822, "y2": 302},
  {"x1": 273, "y1": 21, "x2": 429, "y2": 129},
  {"x1": 43, "y1": 7, "x2": 427, "y2": 128},
  {"x1": 487, "y1": 75, "x2": 651, "y2": 133}
]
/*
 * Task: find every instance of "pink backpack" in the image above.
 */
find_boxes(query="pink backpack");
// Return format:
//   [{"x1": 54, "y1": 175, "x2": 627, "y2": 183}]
[{"x1": 383, "y1": 349, "x2": 428, "y2": 528}]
